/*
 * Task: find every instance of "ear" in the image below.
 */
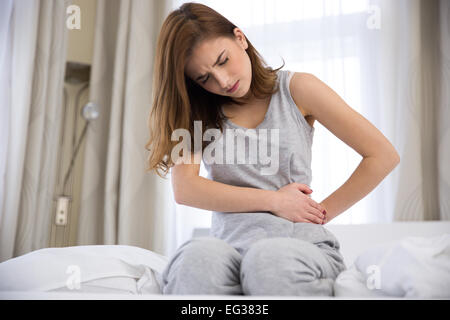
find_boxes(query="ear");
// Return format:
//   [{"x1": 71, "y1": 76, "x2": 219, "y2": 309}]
[{"x1": 233, "y1": 27, "x2": 248, "y2": 50}]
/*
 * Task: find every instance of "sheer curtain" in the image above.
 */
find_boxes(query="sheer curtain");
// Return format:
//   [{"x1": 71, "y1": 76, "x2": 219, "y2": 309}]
[
  {"x1": 76, "y1": 0, "x2": 175, "y2": 257},
  {"x1": 0, "y1": 0, "x2": 13, "y2": 233},
  {"x1": 165, "y1": 0, "x2": 450, "y2": 255},
  {"x1": 0, "y1": 0, "x2": 70, "y2": 262}
]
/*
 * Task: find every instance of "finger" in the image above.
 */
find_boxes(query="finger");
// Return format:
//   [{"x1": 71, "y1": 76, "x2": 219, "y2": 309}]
[
  {"x1": 309, "y1": 200, "x2": 326, "y2": 214},
  {"x1": 294, "y1": 214, "x2": 316, "y2": 224},
  {"x1": 295, "y1": 218, "x2": 311, "y2": 223},
  {"x1": 296, "y1": 183, "x2": 312, "y2": 194},
  {"x1": 308, "y1": 205, "x2": 325, "y2": 220},
  {"x1": 299, "y1": 217, "x2": 316, "y2": 224},
  {"x1": 306, "y1": 212, "x2": 324, "y2": 224}
]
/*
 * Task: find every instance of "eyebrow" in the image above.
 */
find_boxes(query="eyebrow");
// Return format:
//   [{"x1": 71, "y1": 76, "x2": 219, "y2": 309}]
[{"x1": 195, "y1": 49, "x2": 226, "y2": 81}]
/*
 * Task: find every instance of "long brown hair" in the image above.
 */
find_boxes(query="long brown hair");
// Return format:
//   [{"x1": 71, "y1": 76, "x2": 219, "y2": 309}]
[{"x1": 145, "y1": 2, "x2": 285, "y2": 179}]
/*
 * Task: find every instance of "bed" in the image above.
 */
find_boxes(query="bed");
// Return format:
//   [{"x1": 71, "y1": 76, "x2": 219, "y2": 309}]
[{"x1": 0, "y1": 221, "x2": 449, "y2": 300}]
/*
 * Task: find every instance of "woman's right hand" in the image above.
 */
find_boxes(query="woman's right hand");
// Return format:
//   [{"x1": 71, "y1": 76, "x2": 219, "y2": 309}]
[{"x1": 271, "y1": 182, "x2": 326, "y2": 224}]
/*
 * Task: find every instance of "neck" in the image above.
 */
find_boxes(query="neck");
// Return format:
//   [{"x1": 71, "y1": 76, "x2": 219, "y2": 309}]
[{"x1": 230, "y1": 87, "x2": 256, "y2": 105}]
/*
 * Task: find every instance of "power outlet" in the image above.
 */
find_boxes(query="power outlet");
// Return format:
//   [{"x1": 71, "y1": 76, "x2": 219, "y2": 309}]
[{"x1": 55, "y1": 196, "x2": 70, "y2": 226}]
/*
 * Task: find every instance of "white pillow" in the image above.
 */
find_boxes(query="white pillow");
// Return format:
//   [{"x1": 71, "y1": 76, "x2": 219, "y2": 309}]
[
  {"x1": 0, "y1": 245, "x2": 169, "y2": 294},
  {"x1": 353, "y1": 234, "x2": 450, "y2": 298}
]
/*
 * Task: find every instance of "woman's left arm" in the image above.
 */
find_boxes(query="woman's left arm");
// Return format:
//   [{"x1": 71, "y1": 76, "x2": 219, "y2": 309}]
[{"x1": 291, "y1": 73, "x2": 400, "y2": 223}]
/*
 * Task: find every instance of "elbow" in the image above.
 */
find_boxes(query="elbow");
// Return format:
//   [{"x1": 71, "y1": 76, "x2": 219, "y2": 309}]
[
  {"x1": 171, "y1": 175, "x2": 186, "y2": 205},
  {"x1": 174, "y1": 186, "x2": 193, "y2": 205},
  {"x1": 391, "y1": 150, "x2": 400, "y2": 166},
  {"x1": 384, "y1": 144, "x2": 400, "y2": 166},
  {"x1": 394, "y1": 153, "x2": 400, "y2": 166},
  {"x1": 172, "y1": 174, "x2": 199, "y2": 205},
  {"x1": 386, "y1": 151, "x2": 400, "y2": 171},
  {"x1": 172, "y1": 182, "x2": 184, "y2": 204},
  {"x1": 174, "y1": 190, "x2": 185, "y2": 205},
  {"x1": 370, "y1": 150, "x2": 400, "y2": 171}
]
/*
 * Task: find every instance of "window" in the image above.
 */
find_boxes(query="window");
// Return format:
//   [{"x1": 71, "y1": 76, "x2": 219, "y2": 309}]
[{"x1": 171, "y1": 0, "x2": 381, "y2": 248}]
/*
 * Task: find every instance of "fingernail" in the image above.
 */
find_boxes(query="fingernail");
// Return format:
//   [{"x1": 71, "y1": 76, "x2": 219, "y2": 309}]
[{"x1": 323, "y1": 210, "x2": 327, "y2": 215}]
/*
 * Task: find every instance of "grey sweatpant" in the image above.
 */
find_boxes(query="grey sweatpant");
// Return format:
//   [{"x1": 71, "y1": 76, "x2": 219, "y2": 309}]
[{"x1": 159, "y1": 220, "x2": 346, "y2": 296}]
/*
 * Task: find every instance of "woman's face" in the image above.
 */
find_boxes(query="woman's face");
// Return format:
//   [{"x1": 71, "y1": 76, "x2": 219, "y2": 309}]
[{"x1": 185, "y1": 28, "x2": 252, "y2": 100}]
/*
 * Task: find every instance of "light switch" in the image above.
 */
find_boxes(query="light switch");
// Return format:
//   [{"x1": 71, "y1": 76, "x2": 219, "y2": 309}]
[{"x1": 55, "y1": 196, "x2": 70, "y2": 226}]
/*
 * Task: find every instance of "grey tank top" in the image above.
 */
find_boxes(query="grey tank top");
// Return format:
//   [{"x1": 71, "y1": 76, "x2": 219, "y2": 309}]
[{"x1": 201, "y1": 69, "x2": 319, "y2": 254}]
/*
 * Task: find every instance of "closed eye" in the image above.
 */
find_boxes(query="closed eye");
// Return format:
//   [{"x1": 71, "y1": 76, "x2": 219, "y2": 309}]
[{"x1": 201, "y1": 58, "x2": 229, "y2": 84}]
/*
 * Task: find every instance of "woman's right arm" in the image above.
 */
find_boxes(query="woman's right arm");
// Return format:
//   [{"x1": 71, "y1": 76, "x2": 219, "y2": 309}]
[
  {"x1": 174, "y1": 174, "x2": 277, "y2": 213},
  {"x1": 171, "y1": 153, "x2": 275, "y2": 213},
  {"x1": 171, "y1": 155, "x2": 326, "y2": 223}
]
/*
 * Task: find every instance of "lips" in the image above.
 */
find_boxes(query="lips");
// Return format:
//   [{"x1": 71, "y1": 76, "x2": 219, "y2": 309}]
[{"x1": 227, "y1": 80, "x2": 239, "y2": 93}]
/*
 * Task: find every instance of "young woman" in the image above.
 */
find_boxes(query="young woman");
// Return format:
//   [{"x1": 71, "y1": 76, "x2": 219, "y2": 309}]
[{"x1": 146, "y1": 2, "x2": 400, "y2": 296}]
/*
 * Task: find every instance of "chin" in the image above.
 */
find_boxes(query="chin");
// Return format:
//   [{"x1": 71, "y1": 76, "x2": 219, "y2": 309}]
[{"x1": 239, "y1": 84, "x2": 252, "y2": 99}]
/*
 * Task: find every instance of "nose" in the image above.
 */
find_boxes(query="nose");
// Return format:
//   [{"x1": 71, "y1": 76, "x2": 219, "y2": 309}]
[{"x1": 215, "y1": 71, "x2": 232, "y2": 91}]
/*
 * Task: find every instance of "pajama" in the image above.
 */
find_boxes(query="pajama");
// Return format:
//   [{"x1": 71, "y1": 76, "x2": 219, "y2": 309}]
[{"x1": 160, "y1": 216, "x2": 346, "y2": 296}]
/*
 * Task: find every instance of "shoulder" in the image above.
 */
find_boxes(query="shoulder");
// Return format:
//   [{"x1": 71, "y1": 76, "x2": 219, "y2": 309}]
[{"x1": 287, "y1": 71, "x2": 317, "y2": 118}]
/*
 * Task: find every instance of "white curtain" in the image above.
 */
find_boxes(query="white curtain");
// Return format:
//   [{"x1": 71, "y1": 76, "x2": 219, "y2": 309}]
[
  {"x1": 0, "y1": 0, "x2": 13, "y2": 239},
  {"x1": 0, "y1": 0, "x2": 70, "y2": 262},
  {"x1": 379, "y1": 0, "x2": 450, "y2": 221},
  {"x1": 166, "y1": 0, "x2": 450, "y2": 254},
  {"x1": 76, "y1": 0, "x2": 175, "y2": 257}
]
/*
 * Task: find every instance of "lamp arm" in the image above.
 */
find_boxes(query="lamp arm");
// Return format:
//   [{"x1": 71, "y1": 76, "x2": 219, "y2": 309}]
[{"x1": 62, "y1": 121, "x2": 90, "y2": 195}]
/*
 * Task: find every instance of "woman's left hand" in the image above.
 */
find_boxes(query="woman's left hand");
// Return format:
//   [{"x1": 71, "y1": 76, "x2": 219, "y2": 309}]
[
  {"x1": 321, "y1": 212, "x2": 327, "y2": 224},
  {"x1": 319, "y1": 202, "x2": 328, "y2": 225}
]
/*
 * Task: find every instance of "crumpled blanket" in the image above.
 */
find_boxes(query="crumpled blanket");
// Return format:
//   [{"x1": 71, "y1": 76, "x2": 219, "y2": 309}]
[
  {"x1": 0, "y1": 245, "x2": 169, "y2": 294},
  {"x1": 334, "y1": 234, "x2": 450, "y2": 298}
]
